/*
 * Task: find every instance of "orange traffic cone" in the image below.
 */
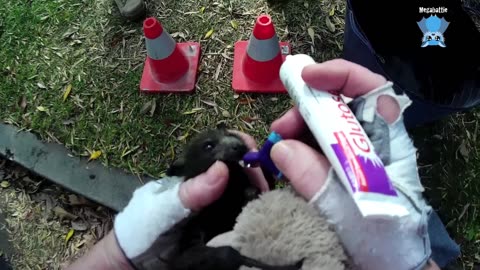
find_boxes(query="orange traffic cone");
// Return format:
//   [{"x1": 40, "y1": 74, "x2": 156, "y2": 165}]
[
  {"x1": 232, "y1": 14, "x2": 291, "y2": 94},
  {"x1": 140, "y1": 17, "x2": 201, "y2": 94}
]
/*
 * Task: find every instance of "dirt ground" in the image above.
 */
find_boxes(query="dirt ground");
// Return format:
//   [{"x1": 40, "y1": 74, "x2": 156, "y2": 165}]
[{"x1": 0, "y1": 157, "x2": 114, "y2": 269}]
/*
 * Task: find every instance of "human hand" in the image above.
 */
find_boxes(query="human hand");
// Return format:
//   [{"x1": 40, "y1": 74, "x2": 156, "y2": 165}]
[
  {"x1": 270, "y1": 59, "x2": 433, "y2": 270},
  {"x1": 113, "y1": 131, "x2": 267, "y2": 269}
]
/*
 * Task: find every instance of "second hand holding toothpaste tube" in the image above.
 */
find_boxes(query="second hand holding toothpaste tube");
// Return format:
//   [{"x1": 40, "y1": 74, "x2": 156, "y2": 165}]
[{"x1": 279, "y1": 54, "x2": 409, "y2": 219}]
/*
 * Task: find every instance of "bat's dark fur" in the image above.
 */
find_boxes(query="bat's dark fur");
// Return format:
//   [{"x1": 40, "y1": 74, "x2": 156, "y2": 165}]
[{"x1": 165, "y1": 125, "x2": 303, "y2": 270}]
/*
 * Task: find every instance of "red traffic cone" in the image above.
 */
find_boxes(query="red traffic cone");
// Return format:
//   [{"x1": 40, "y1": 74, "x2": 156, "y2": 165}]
[
  {"x1": 232, "y1": 14, "x2": 291, "y2": 94},
  {"x1": 140, "y1": 17, "x2": 201, "y2": 94}
]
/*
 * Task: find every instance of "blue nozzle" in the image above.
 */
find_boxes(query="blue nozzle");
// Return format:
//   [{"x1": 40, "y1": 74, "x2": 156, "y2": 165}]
[{"x1": 242, "y1": 132, "x2": 283, "y2": 179}]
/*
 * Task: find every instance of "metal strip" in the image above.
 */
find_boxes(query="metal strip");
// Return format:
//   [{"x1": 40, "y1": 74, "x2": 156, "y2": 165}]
[
  {"x1": 246, "y1": 35, "x2": 280, "y2": 62},
  {"x1": 146, "y1": 31, "x2": 176, "y2": 60},
  {"x1": 0, "y1": 123, "x2": 150, "y2": 212}
]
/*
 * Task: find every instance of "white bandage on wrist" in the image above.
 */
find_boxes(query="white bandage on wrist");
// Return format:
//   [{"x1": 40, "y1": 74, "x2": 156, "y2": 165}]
[
  {"x1": 114, "y1": 176, "x2": 191, "y2": 259},
  {"x1": 308, "y1": 82, "x2": 433, "y2": 270},
  {"x1": 309, "y1": 169, "x2": 431, "y2": 270}
]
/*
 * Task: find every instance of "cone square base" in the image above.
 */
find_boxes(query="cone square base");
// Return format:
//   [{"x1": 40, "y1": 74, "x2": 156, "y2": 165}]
[
  {"x1": 140, "y1": 42, "x2": 201, "y2": 94},
  {"x1": 232, "y1": 40, "x2": 291, "y2": 94}
]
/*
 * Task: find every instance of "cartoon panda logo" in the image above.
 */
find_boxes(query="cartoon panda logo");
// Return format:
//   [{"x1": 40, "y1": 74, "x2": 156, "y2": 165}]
[{"x1": 417, "y1": 15, "x2": 450, "y2": 47}]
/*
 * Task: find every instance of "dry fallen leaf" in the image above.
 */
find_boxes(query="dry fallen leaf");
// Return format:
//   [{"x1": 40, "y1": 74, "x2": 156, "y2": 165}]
[
  {"x1": 71, "y1": 220, "x2": 89, "y2": 231},
  {"x1": 230, "y1": 20, "x2": 238, "y2": 30},
  {"x1": 204, "y1": 29, "x2": 214, "y2": 39},
  {"x1": 63, "y1": 84, "x2": 72, "y2": 101},
  {"x1": 329, "y1": 7, "x2": 335, "y2": 16},
  {"x1": 62, "y1": 27, "x2": 78, "y2": 39},
  {"x1": 88, "y1": 150, "x2": 102, "y2": 161},
  {"x1": 183, "y1": 108, "x2": 204, "y2": 115},
  {"x1": 170, "y1": 32, "x2": 186, "y2": 39},
  {"x1": 307, "y1": 27, "x2": 315, "y2": 44},
  {"x1": 326, "y1": 16, "x2": 335, "y2": 32},
  {"x1": 18, "y1": 95, "x2": 27, "y2": 111},
  {"x1": 238, "y1": 97, "x2": 256, "y2": 105},
  {"x1": 150, "y1": 99, "x2": 157, "y2": 116},
  {"x1": 68, "y1": 194, "x2": 90, "y2": 206},
  {"x1": 222, "y1": 110, "x2": 231, "y2": 118},
  {"x1": 121, "y1": 145, "x2": 140, "y2": 158},
  {"x1": 170, "y1": 144, "x2": 175, "y2": 160},
  {"x1": 63, "y1": 119, "x2": 75, "y2": 126},
  {"x1": 242, "y1": 119, "x2": 254, "y2": 129},
  {"x1": 177, "y1": 132, "x2": 189, "y2": 141},
  {"x1": 459, "y1": 141, "x2": 470, "y2": 161},
  {"x1": 0, "y1": 181, "x2": 10, "y2": 188},
  {"x1": 54, "y1": 206, "x2": 78, "y2": 221},
  {"x1": 214, "y1": 62, "x2": 222, "y2": 80},
  {"x1": 140, "y1": 100, "x2": 152, "y2": 115},
  {"x1": 458, "y1": 203, "x2": 470, "y2": 221},
  {"x1": 200, "y1": 100, "x2": 217, "y2": 107},
  {"x1": 241, "y1": 116, "x2": 260, "y2": 123},
  {"x1": 37, "y1": 82, "x2": 47, "y2": 89},
  {"x1": 36, "y1": 106, "x2": 48, "y2": 112},
  {"x1": 65, "y1": 229, "x2": 75, "y2": 243}
]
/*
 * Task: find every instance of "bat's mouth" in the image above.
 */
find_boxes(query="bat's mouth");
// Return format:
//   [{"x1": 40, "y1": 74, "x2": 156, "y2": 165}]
[{"x1": 221, "y1": 145, "x2": 249, "y2": 163}]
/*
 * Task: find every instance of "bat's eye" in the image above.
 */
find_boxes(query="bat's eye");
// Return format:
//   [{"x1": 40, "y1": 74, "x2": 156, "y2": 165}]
[
  {"x1": 203, "y1": 141, "x2": 215, "y2": 151},
  {"x1": 435, "y1": 36, "x2": 440, "y2": 41},
  {"x1": 427, "y1": 36, "x2": 432, "y2": 41}
]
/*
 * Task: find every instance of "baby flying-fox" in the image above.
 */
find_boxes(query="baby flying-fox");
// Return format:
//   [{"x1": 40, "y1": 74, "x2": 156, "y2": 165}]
[{"x1": 164, "y1": 125, "x2": 303, "y2": 270}]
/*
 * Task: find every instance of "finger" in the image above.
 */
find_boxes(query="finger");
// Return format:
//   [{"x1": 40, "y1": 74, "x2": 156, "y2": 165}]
[
  {"x1": 228, "y1": 129, "x2": 259, "y2": 150},
  {"x1": 377, "y1": 94, "x2": 401, "y2": 124},
  {"x1": 269, "y1": 107, "x2": 307, "y2": 139},
  {"x1": 179, "y1": 161, "x2": 229, "y2": 211},
  {"x1": 228, "y1": 130, "x2": 269, "y2": 192},
  {"x1": 301, "y1": 59, "x2": 387, "y2": 98},
  {"x1": 271, "y1": 140, "x2": 331, "y2": 200}
]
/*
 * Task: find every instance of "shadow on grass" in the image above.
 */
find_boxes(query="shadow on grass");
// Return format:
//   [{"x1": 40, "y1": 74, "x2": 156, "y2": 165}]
[{"x1": 409, "y1": 109, "x2": 480, "y2": 268}]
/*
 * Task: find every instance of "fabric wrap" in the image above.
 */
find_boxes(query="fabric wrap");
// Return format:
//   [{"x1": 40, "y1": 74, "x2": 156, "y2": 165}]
[{"x1": 309, "y1": 82, "x2": 433, "y2": 270}]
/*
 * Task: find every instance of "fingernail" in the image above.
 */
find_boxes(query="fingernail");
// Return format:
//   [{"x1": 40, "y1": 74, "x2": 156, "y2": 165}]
[{"x1": 271, "y1": 141, "x2": 292, "y2": 170}]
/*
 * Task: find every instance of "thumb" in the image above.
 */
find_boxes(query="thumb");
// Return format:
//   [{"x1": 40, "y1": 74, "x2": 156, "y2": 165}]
[
  {"x1": 179, "y1": 161, "x2": 229, "y2": 211},
  {"x1": 271, "y1": 140, "x2": 331, "y2": 200}
]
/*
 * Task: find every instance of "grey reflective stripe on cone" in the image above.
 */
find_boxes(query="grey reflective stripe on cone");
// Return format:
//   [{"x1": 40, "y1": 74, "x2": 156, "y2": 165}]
[
  {"x1": 246, "y1": 35, "x2": 280, "y2": 62},
  {"x1": 145, "y1": 31, "x2": 176, "y2": 60}
]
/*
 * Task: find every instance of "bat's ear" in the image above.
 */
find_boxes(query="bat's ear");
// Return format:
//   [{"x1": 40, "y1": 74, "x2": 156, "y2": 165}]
[
  {"x1": 216, "y1": 122, "x2": 228, "y2": 130},
  {"x1": 166, "y1": 156, "x2": 186, "y2": 176}
]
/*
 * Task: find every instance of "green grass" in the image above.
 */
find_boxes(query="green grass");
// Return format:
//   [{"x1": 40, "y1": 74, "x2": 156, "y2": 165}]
[
  {"x1": 0, "y1": 0, "x2": 344, "y2": 177},
  {"x1": 412, "y1": 112, "x2": 480, "y2": 269},
  {"x1": 0, "y1": 0, "x2": 479, "y2": 268}
]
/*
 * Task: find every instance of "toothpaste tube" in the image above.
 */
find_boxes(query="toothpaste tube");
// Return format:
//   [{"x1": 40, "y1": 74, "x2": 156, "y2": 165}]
[{"x1": 279, "y1": 54, "x2": 409, "y2": 218}]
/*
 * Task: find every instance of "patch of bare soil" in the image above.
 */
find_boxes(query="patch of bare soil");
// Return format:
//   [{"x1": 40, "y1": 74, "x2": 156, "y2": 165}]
[{"x1": 0, "y1": 158, "x2": 114, "y2": 269}]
